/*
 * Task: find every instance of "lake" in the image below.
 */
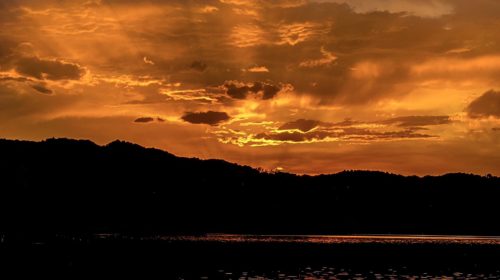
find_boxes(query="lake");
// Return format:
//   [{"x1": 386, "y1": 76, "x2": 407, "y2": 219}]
[{"x1": 12, "y1": 234, "x2": 500, "y2": 279}]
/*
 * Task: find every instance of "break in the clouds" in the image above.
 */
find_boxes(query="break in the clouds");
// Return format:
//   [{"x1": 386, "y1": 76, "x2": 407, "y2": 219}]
[
  {"x1": 218, "y1": 115, "x2": 446, "y2": 147},
  {"x1": 279, "y1": 119, "x2": 321, "y2": 132},
  {"x1": 314, "y1": 0, "x2": 454, "y2": 17},
  {"x1": 279, "y1": 116, "x2": 451, "y2": 133},
  {"x1": 1, "y1": 0, "x2": 500, "y2": 175},
  {"x1": 253, "y1": 128, "x2": 432, "y2": 144},
  {"x1": 382, "y1": 116, "x2": 452, "y2": 127}
]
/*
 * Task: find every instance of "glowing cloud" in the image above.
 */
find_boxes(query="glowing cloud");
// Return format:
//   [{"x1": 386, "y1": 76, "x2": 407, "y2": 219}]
[{"x1": 1, "y1": 0, "x2": 500, "y2": 175}]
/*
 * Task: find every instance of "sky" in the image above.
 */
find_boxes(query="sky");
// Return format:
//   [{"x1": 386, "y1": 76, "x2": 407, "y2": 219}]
[{"x1": 1, "y1": 0, "x2": 500, "y2": 175}]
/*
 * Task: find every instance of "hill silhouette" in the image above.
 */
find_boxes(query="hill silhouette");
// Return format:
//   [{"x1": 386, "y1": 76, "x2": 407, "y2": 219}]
[{"x1": 1, "y1": 138, "x2": 499, "y2": 238}]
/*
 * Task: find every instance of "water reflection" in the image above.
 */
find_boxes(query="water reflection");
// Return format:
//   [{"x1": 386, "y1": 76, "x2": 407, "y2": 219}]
[
  {"x1": 88, "y1": 234, "x2": 500, "y2": 279},
  {"x1": 182, "y1": 266, "x2": 500, "y2": 280},
  {"x1": 156, "y1": 234, "x2": 500, "y2": 245}
]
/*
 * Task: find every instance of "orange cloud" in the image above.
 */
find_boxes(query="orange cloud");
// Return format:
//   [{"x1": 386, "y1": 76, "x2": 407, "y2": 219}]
[{"x1": 1, "y1": 0, "x2": 500, "y2": 175}]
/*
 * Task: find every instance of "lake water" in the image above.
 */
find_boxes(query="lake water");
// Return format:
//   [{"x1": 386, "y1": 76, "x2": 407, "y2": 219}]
[
  {"x1": 21, "y1": 234, "x2": 500, "y2": 279},
  {"x1": 154, "y1": 233, "x2": 500, "y2": 245}
]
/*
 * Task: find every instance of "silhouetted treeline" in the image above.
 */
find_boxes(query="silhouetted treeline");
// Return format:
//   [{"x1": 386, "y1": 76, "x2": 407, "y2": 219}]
[{"x1": 0, "y1": 138, "x2": 499, "y2": 237}]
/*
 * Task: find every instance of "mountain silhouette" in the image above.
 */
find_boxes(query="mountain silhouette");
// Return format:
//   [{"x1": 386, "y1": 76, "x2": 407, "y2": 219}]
[{"x1": 1, "y1": 138, "x2": 499, "y2": 238}]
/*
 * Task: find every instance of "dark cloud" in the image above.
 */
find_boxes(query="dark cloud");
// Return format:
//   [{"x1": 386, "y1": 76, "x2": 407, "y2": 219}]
[
  {"x1": 466, "y1": 90, "x2": 500, "y2": 118},
  {"x1": 0, "y1": 76, "x2": 31, "y2": 83},
  {"x1": 254, "y1": 127, "x2": 433, "y2": 143},
  {"x1": 243, "y1": 82, "x2": 282, "y2": 100},
  {"x1": 261, "y1": 83, "x2": 281, "y2": 100},
  {"x1": 190, "y1": 61, "x2": 207, "y2": 72},
  {"x1": 134, "y1": 117, "x2": 155, "y2": 123},
  {"x1": 382, "y1": 115, "x2": 452, "y2": 126},
  {"x1": 220, "y1": 1, "x2": 500, "y2": 104},
  {"x1": 7, "y1": 0, "x2": 499, "y2": 107},
  {"x1": 225, "y1": 82, "x2": 250, "y2": 99},
  {"x1": 15, "y1": 56, "x2": 85, "y2": 80},
  {"x1": 279, "y1": 119, "x2": 321, "y2": 132},
  {"x1": 338, "y1": 127, "x2": 433, "y2": 140},
  {"x1": 181, "y1": 111, "x2": 230, "y2": 125},
  {"x1": 223, "y1": 81, "x2": 282, "y2": 100},
  {"x1": 1, "y1": 75, "x2": 53, "y2": 94},
  {"x1": 31, "y1": 84, "x2": 53, "y2": 94},
  {"x1": 279, "y1": 116, "x2": 449, "y2": 135},
  {"x1": 255, "y1": 131, "x2": 330, "y2": 142}
]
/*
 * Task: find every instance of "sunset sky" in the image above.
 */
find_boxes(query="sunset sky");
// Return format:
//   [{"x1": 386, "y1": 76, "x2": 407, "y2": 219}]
[{"x1": 1, "y1": 0, "x2": 500, "y2": 175}]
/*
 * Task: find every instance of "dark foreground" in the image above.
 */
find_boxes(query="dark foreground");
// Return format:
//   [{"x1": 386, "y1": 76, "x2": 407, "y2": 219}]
[
  {"x1": 2, "y1": 138, "x2": 500, "y2": 278},
  {"x1": 5, "y1": 234, "x2": 500, "y2": 279},
  {"x1": 2, "y1": 138, "x2": 500, "y2": 235}
]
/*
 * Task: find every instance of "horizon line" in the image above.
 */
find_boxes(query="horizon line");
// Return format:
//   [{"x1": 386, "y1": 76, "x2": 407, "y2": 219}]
[{"x1": 1, "y1": 136, "x2": 499, "y2": 178}]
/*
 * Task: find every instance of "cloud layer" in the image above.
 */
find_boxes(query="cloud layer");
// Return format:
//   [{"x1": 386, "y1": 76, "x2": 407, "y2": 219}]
[
  {"x1": 182, "y1": 111, "x2": 231, "y2": 126},
  {"x1": 0, "y1": 0, "x2": 500, "y2": 175}
]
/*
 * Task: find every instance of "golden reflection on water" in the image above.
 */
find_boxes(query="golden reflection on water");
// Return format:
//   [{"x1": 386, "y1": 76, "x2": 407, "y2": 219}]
[
  {"x1": 89, "y1": 233, "x2": 500, "y2": 279},
  {"x1": 158, "y1": 234, "x2": 500, "y2": 245},
  {"x1": 193, "y1": 267, "x2": 500, "y2": 280}
]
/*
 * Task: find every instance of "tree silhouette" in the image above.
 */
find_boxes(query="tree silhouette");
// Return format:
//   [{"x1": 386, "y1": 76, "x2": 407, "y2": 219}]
[{"x1": 0, "y1": 138, "x2": 499, "y2": 237}]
